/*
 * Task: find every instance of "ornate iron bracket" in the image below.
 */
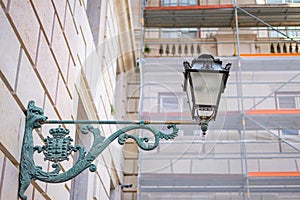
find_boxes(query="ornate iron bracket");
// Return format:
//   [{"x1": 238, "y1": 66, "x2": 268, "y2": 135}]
[{"x1": 18, "y1": 101, "x2": 179, "y2": 200}]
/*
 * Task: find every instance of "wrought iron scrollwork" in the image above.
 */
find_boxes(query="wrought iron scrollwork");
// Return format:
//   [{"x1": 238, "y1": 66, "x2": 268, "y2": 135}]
[
  {"x1": 118, "y1": 124, "x2": 178, "y2": 150},
  {"x1": 19, "y1": 101, "x2": 178, "y2": 200}
]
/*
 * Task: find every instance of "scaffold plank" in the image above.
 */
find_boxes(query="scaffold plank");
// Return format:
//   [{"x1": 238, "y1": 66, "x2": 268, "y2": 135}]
[{"x1": 144, "y1": 4, "x2": 300, "y2": 28}]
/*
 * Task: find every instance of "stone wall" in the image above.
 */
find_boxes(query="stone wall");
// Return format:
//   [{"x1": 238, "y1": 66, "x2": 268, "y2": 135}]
[{"x1": 0, "y1": 0, "x2": 136, "y2": 199}]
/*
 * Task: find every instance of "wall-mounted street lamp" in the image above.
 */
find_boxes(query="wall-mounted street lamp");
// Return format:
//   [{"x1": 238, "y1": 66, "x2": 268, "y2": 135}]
[
  {"x1": 18, "y1": 101, "x2": 179, "y2": 200},
  {"x1": 183, "y1": 54, "x2": 231, "y2": 135},
  {"x1": 18, "y1": 54, "x2": 230, "y2": 199}
]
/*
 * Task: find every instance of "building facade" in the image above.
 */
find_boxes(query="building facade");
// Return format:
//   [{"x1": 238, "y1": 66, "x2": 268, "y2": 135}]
[
  {"x1": 1, "y1": 0, "x2": 300, "y2": 200},
  {"x1": 136, "y1": 0, "x2": 300, "y2": 199},
  {"x1": 0, "y1": 0, "x2": 138, "y2": 199}
]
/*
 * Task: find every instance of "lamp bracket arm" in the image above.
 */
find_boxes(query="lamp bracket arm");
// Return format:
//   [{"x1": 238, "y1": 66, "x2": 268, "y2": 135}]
[
  {"x1": 117, "y1": 124, "x2": 178, "y2": 151},
  {"x1": 19, "y1": 101, "x2": 178, "y2": 200}
]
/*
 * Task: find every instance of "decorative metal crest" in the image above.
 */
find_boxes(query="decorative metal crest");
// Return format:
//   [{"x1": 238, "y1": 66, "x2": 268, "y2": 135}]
[{"x1": 38, "y1": 126, "x2": 75, "y2": 162}]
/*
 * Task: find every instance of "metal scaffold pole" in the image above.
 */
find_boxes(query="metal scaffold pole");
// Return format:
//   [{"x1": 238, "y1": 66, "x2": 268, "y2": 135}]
[
  {"x1": 138, "y1": 1, "x2": 146, "y2": 199},
  {"x1": 233, "y1": 0, "x2": 250, "y2": 199}
]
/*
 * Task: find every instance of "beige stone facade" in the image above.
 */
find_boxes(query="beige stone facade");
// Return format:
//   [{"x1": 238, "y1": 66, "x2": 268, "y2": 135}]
[
  {"x1": 0, "y1": 0, "x2": 137, "y2": 199},
  {"x1": 1, "y1": 0, "x2": 300, "y2": 200}
]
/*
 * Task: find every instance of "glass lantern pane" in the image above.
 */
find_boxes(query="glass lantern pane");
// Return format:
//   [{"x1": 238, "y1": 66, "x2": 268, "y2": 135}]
[{"x1": 190, "y1": 72, "x2": 224, "y2": 106}]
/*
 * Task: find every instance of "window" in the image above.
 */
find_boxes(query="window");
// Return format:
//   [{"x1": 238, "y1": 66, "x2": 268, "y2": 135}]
[
  {"x1": 180, "y1": 28, "x2": 197, "y2": 38},
  {"x1": 287, "y1": 27, "x2": 300, "y2": 38},
  {"x1": 278, "y1": 96, "x2": 296, "y2": 108},
  {"x1": 267, "y1": 0, "x2": 284, "y2": 3},
  {"x1": 181, "y1": 0, "x2": 197, "y2": 6},
  {"x1": 158, "y1": 92, "x2": 189, "y2": 112},
  {"x1": 161, "y1": 29, "x2": 180, "y2": 38},
  {"x1": 276, "y1": 92, "x2": 300, "y2": 135},
  {"x1": 267, "y1": 0, "x2": 300, "y2": 3},
  {"x1": 161, "y1": 0, "x2": 178, "y2": 6},
  {"x1": 161, "y1": 28, "x2": 197, "y2": 38},
  {"x1": 161, "y1": 0, "x2": 197, "y2": 6},
  {"x1": 161, "y1": 96, "x2": 179, "y2": 112},
  {"x1": 158, "y1": 93, "x2": 200, "y2": 136},
  {"x1": 269, "y1": 27, "x2": 286, "y2": 38},
  {"x1": 269, "y1": 27, "x2": 300, "y2": 38},
  {"x1": 281, "y1": 129, "x2": 298, "y2": 135}
]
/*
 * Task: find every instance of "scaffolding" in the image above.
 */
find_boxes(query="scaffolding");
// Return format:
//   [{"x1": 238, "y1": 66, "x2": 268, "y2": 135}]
[{"x1": 137, "y1": 1, "x2": 300, "y2": 200}]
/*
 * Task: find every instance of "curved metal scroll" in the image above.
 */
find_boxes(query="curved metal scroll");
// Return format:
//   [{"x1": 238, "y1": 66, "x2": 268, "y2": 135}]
[{"x1": 19, "y1": 101, "x2": 178, "y2": 200}]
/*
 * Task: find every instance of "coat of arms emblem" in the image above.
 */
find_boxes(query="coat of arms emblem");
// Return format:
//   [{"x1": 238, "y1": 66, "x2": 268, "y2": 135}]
[{"x1": 42, "y1": 126, "x2": 74, "y2": 163}]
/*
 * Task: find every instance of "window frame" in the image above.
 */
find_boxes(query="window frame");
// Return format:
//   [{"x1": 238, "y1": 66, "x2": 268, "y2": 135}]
[{"x1": 275, "y1": 91, "x2": 300, "y2": 136}]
